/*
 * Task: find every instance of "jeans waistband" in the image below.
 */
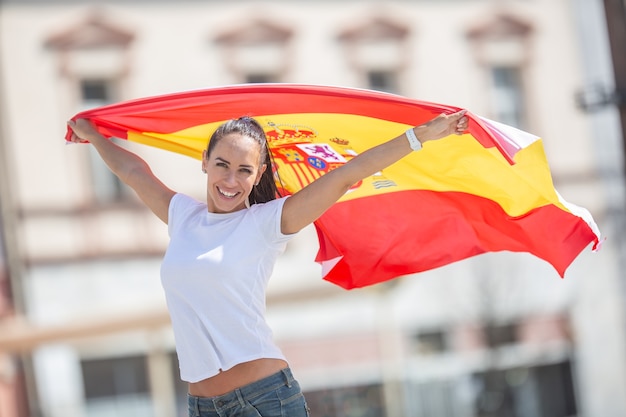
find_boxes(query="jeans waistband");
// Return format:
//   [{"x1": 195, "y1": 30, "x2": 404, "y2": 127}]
[{"x1": 188, "y1": 367, "x2": 295, "y2": 413}]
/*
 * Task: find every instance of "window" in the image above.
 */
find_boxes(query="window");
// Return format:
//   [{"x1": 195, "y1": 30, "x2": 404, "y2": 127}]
[
  {"x1": 214, "y1": 19, "x2": 292, "y2": 85},
  {"x1": 337, "y1": 17, "x2": 409, "y2": 95},
  {"x1": 483, "y1": 322, "x2": 518, "y2": 348},
  {"x1": 81, "y1": 79, "x2": 113, "y2": 107},
  {"x1": 78, "y1": 78, "x2": 130, "y2": 204},
  {"x1": 533, "y1": 361, "x2": 577, "y2": 417},
  {"x1": 490, "y1": 66, "x2": 526, "y2": 128},
  {"x1": 407, "y1": 380, "x2": 458, "y2": 417},
  {"x1": 473, "y1": 361, "x2": 577, "y2": 417},
  {"x1": 466, "y1": 13, "x2": 532, "y2": 129},
  {"x1": 170, "y1": 352, "x2": 189, "y2": 417},
  {"x1": 367, "y1": 70, "x2": 398, "y2": 94},
  {"x1": 473, "y1": 368, "x2": 516, "y2": 417},
  {"x1": 413, "y1": 330, "x2": 448, "y2": 355},
  {"x1": 305, "y1": 384, "x2": 385, "y2": 417},
  {"x1": 81, "y1": 355, "x2": 153, "y2": 417},
  {"x1": 82, "y1": 355, "x2": 149, "y2": 398},
  {"x1": 245, "y1": 73, "x2": 278, "y2": 84},
  {"x1": 45, "y1": 15, "x2": 134, "y2": 205}
]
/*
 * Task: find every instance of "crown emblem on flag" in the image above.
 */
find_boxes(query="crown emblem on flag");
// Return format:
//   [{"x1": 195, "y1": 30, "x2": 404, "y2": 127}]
[
  {"x1": 329, "y1": 137, "x2": 350, "y2": 146},
  {"x1": 263, "y1": 121, "x2": 317, "y2": 145}
]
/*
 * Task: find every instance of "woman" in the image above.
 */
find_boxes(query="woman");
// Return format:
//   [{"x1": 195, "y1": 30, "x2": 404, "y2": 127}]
[{"x1": 67, "y1": 109, "x2": 468, "y2": 417}]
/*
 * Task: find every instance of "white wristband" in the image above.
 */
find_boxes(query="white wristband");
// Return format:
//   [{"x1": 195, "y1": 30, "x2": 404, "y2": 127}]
[{"x1": 405, "y1": 128, "x2": 422, "y2": 151}]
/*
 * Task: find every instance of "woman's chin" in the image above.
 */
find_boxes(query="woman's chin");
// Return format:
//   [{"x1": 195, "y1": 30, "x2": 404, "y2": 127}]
[{"x1": 210, "y1": 197, "x2": 246, "y2": 213}]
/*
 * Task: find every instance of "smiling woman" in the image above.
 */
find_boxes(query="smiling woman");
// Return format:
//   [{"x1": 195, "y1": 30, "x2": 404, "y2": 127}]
[
  {"x1": 201, "y1": 117, "x2": 276, "y2": 213},
  {"x1": 66, "y1": 107, "x2": 468, "y2": 417}
]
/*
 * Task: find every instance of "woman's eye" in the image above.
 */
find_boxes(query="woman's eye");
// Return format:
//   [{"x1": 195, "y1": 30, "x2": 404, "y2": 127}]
[{"x1": 240, "y1": 168, "x2": 253, "y2": 174}]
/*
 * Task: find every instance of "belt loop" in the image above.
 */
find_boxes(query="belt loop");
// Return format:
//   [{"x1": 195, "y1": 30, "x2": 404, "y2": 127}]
[
  {"x1": 281, "y1": 368, "x2": 292, "y2": 388},
  {"x1": 193, "y1": 395, "x2": 200, "y2": 417},
  {"x1": 235, "y1": 389, "x2": 246, "y2": 408}
]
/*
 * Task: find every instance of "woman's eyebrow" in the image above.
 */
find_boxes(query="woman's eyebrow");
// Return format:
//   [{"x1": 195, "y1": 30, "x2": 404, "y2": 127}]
[{"x1": 215, "y1": 156, "x2": 254, "y2": 169}]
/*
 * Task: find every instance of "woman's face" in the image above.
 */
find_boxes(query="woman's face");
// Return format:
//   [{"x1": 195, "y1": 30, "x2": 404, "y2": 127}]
[{"x1": 202, "y1": 133, "x2": 266, "y2": 213}]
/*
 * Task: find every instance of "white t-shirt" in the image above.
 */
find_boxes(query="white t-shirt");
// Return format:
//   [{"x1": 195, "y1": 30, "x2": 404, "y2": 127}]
[{"x1": 160, "y1": 193, "x2": 294, "y2": 383}]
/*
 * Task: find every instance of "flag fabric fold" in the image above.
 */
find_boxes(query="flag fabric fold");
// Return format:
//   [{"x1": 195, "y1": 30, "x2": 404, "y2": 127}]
[{"x1": 66, "y1": 83, "x2": 600, "y2": 289}]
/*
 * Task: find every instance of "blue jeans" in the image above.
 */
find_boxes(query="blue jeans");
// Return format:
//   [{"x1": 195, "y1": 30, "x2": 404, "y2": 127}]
[{"x1": 188, "y1": 368, "x2": 310, "y2": 417}]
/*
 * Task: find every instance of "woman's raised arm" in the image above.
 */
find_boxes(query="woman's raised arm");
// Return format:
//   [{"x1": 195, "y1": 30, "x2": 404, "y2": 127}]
[
  {"x1": 280, "y1": 110, "x2": 468, "y2": 235},
  {"x1": 67, "y1": 119, "x2": 175, "y2": 224}
]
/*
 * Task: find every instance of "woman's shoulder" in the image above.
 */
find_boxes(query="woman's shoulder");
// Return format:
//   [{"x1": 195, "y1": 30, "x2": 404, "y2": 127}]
[
  {"x1": 169, "y1": 193, "x2": 206, "y2": 223},
  {"x1": 247, "y1": 196, "x2": 294, "y2": 241},
  {"x1": 249, "y1": 195, "x2": 289, "y2": 214},
  {"x1": 172, "y1": 192, "x2": 205, "y2": 207}
]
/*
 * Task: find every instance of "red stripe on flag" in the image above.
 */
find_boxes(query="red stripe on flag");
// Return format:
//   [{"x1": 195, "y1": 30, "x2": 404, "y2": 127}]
[{"x1": 315, "y1": 190, "x2": 598, "y2": 289}]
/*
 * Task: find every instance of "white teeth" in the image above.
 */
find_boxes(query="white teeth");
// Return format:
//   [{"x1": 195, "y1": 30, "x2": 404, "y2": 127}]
[{"x1": 218, "y1": 188, "x2": 237, "y2": 198}]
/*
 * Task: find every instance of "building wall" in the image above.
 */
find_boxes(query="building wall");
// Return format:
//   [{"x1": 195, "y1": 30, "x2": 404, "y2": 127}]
[{"x1": 1, "y1": 1, "x2": 625, "y2": 417}]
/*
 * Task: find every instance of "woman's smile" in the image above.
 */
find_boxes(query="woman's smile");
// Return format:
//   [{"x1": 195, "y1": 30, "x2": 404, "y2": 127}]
[{"x1": 217, "y1": 187, "x2": 240, "y2": 199}]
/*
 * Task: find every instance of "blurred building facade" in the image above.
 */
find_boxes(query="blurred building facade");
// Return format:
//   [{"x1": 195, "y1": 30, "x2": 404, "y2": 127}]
[{"x1": 0, "y1": 0, "x2": 625, "y2": 417}]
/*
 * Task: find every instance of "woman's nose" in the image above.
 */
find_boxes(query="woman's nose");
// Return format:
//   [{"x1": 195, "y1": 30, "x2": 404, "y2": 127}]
[{"x1": 223, "y1": 171, "x2": 237, "y2": 185}]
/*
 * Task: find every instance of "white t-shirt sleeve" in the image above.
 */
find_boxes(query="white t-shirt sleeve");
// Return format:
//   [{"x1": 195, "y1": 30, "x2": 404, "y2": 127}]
[
  {"x1": 167, "y1": 193, "x2": 203, "y2": 237},
  {"x1": 250, "y1": 196, "x2": 294, "y2": 244}
]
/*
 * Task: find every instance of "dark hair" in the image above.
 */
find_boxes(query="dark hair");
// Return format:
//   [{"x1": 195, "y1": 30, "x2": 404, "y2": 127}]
[{"x1": 206, "y1": 116, "x2": 282, "y2": 205}]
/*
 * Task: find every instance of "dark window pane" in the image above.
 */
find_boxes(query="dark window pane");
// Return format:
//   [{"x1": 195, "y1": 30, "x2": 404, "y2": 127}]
[
  {"x1": 484, "y1": 323, "x2": 517, "y2": 348},
  {"x1": 170, "y1": 352, "x2": 189, "y2": 417},
  {"x1": 245, "y1": 74, "x2": 277, "y2": 84},
  {"x1": 414, "y1": 330, "x2": 447, "y2": 354},
  {"x1": 490, "y1": 66, "x2": 525, "y2": 128},
  {"x1": 305, "y1": 384, "x2": 385, "y2": 417},
  {"x1": 473, "y1": 361, "x2": 577, "y2": 417},
  {"x1": 81, "y1": 79, "x2": 111, "y2": 102},
  {"x1": 82, "y1": 355, "x2": 149, "y2": 399},
  {"x1": 367, "y1": 70, "x2": 397, "y2": 93}
]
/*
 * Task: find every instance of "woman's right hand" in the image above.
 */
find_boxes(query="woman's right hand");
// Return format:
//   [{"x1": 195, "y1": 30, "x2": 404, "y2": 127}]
[
  {"x1": 67, "y1": 117, "x2": 175, "y2": 224},
  {"x1": 67, "y1": 118, "x2": 102, "y2": 143}
]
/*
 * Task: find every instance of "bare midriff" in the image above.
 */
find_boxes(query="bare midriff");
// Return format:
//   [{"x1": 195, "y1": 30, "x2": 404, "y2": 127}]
[{"x1": 188, "y1": 358, "x2": 289, "y2": 398}]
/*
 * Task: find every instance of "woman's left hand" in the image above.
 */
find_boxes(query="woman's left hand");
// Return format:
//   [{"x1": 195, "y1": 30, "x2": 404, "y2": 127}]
[{"x1": 416, "y1": 110, "x2": 469, "y2": 144}]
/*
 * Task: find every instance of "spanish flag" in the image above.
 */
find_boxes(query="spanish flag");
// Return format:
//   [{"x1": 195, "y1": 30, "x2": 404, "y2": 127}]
[{"x1": 66, "y1": 84, "x2": 600, "y2": 289}]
